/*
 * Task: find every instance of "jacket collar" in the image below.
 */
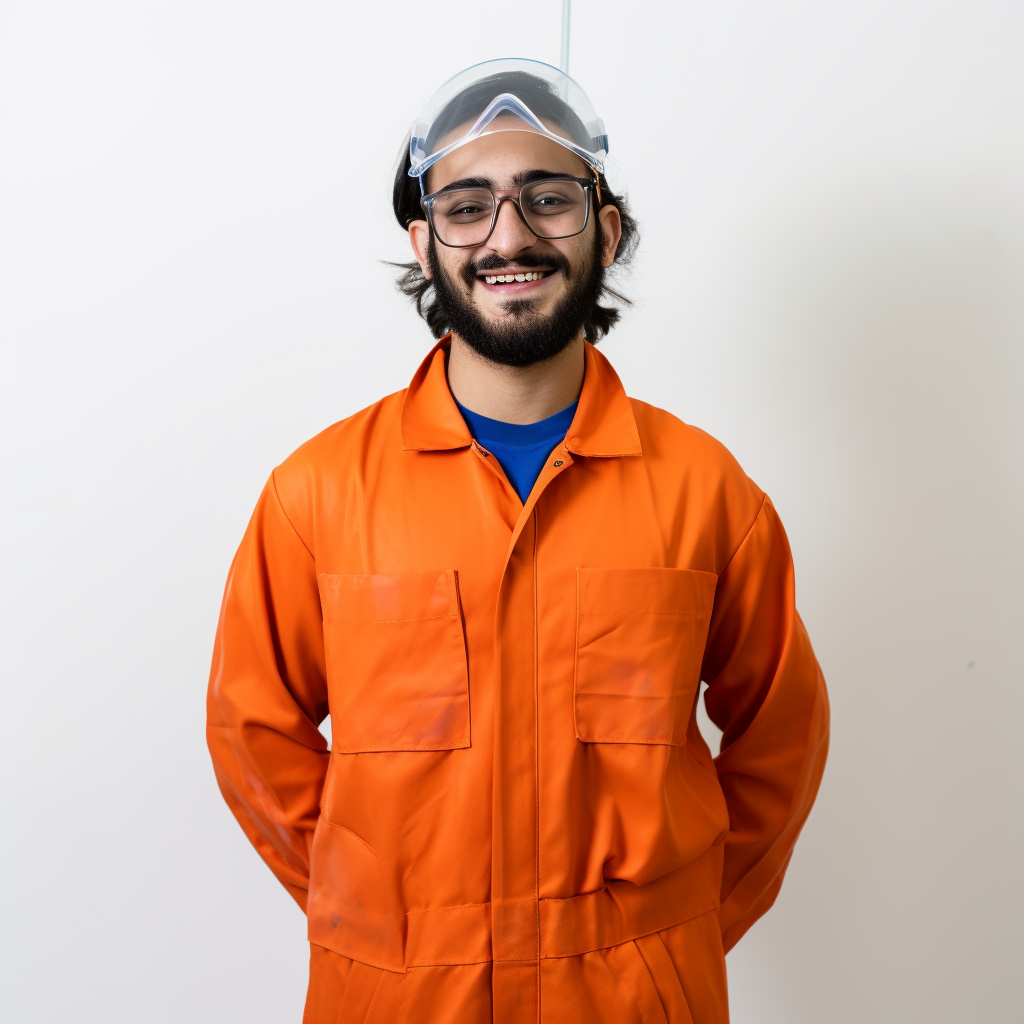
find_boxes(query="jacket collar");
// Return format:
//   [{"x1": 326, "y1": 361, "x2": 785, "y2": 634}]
[{"x1": 401, "y1": 335, "x2": 642, "y2": 458}]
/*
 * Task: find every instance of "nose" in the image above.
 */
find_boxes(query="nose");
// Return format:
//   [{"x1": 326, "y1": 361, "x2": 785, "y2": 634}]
[{"x1": 485, "y1": 197, "x2": 538, "y2": 259}]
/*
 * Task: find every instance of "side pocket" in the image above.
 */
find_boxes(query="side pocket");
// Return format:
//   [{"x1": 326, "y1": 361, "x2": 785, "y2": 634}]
[
  {"x1": 318, "y1": 569, "x2": 470, "y2": 753},
  {"x1": 651, "y1": 911, "x2": 730, "y2": 1024},
  {"x1": 574, "y1": 567, "x2": 717, "y2": 746},
  {"x1": 634, "y1": 934, "x2": 694, "y2": 1024}
]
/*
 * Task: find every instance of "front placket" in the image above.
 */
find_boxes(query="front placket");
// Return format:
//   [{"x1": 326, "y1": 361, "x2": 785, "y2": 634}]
[{"x1": 490, "y1": 443, "x2": 574, "y2": 1024}]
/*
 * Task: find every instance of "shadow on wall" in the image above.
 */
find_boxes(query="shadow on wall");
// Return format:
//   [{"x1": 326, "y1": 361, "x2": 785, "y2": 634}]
[{"x1": 725, "y1": 181, "x2": 1024, "y2": 1024}]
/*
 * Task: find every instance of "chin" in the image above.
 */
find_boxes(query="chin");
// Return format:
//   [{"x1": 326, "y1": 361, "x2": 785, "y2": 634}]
[{"x1": 484, "y1": 300, "x2": 551, "y2": 321}]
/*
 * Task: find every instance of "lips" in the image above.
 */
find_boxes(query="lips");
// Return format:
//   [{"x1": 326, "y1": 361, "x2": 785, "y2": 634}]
[{"x1": 476, "y1": 267, "x2": 557, "y2": 293}]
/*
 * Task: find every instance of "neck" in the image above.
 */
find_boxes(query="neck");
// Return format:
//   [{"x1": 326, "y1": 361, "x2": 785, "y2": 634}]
[{"x1": 446, "y1": 331, "x2": 585, "y2": 424}]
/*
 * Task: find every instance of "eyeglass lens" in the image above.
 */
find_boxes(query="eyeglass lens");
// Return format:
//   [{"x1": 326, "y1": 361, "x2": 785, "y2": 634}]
[{"x1": 430, "y1": 179, "x2": 588, "y2": 247}]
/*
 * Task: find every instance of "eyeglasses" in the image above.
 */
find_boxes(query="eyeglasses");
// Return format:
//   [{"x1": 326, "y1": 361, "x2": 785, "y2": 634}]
[{"x1": 420, "y1": 175, "x2": 601, "y2": 249}]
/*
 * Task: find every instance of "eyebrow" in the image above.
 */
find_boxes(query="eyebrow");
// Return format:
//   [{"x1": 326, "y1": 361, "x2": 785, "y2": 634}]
[{"x1": 435, "y1": 169, "x2": 581, "y2": 194}]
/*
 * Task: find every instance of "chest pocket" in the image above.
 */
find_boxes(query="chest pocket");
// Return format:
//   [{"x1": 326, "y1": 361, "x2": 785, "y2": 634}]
[
  {"x1": 318, "y1": 570, "x2": 470, "y2": 753},
  {"x1": 574, "y1": 567, "x2": 718, "y2": 745}
]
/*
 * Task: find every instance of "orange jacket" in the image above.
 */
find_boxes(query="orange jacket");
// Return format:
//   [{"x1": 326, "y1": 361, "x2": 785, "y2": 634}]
[{"x1": 207, "y1": 338, "x2": 829, "y2": 1024}]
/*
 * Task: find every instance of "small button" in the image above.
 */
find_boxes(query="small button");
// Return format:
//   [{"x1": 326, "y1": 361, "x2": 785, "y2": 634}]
[{"x1": 553, "y1": 460, "x2": 564, "y2": 467}]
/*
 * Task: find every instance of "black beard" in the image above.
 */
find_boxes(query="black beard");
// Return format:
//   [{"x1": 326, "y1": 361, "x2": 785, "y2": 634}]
[{"x1": 427, "y1": 228, "x2": 605, "y2": 368}]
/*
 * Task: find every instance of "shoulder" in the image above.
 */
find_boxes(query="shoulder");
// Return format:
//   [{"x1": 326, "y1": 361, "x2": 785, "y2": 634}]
[
  {"x1": 628, "y1": 397, "x2": 767, "y2": 561},
  {"x1": 629, "y1": 398, "x2": 762, "y2": 497},
  {"x1": 270, "y1": 388, "x2": 406, "y2": 532}
]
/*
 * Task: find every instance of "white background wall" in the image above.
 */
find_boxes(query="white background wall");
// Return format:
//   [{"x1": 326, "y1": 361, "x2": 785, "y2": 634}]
[{"x1": 2, "y1": 2, "x2": 1021, "y2": 1021}]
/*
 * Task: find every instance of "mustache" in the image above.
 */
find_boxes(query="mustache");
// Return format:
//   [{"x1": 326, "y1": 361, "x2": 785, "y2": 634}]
[{"x1": 461, "y1": 251, "x2": 572, "y2": 289}]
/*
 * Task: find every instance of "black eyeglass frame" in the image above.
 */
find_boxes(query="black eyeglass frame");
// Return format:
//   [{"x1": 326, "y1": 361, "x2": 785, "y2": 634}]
[{"x1": 419, "y1": 174, "x2": 603, "y2": 249}]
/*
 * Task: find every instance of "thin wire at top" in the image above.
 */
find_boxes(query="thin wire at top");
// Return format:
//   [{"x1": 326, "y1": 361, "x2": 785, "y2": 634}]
[{"x1": 560, "y1": 0, "x2": 571, "y2": 73}]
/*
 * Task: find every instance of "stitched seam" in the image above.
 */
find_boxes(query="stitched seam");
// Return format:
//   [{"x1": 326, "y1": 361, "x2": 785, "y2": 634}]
[
  {"x1": 533, "y1": 508, "x2": 542, "y2": 974},
  {"x1": 308, "y1": 943, "x2": 407, "y2": 975},
  {"x1": 316, "y1": 815, "x2": 378, "y2": 854},
  {"x1": 581, "y1": 606, "x2": 708, "y2": 614},
  {"x1": 570, "y1": 449, "x2": 642, "y2": 458},
  {"x1": 539, "y1": 900, "x2": 722, "y2": 960},
  {"x1": 577, "y1": 735, "x2": 683, "y2": 745},
  {"x1": 326, "y1": 612, "x2": 459, "y2": 625},
  {"x1": 331, "y1": 741, "x2": 469, "y2": 753},
  {"x1": 270, "y1": 468, "x2": 315, "y2": 561},
  {"x1": 406, "y1": 900, "x2": 492, "y2": 914},
  {"x1": 405, "y1": 902, "x2": 725, "y2": 966},
  {"x1": 717, "y1": 492, "x2": 768, "y2": 580},
  {"x1": 573, "y1": 569, "x2": 582, "y2": 740},
  {"x1": 363, "y1": 969, "x2": 385, "y2": 1015},
  {"x1": 406, "y1": 956, "x2": 495, "y2": 968}
]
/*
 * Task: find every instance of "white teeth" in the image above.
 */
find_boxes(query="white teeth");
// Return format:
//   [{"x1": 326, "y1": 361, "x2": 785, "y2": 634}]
[{"x1": 483, "y1": 271, "x2": 546, "y2": 285}]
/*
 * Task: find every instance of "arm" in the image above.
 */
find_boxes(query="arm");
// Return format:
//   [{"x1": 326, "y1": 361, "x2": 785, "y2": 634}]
[
  {"x1": 206, "y1": 470, "x2": 329, "y2": 912},
  {"x1": 702, "y1": 495, "x2": 830, "y2": 952}
]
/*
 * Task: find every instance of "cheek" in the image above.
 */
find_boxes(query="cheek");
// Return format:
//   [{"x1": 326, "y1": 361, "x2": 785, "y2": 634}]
[
  {"x1": 563, "y1": 239, "x2": 596, "y2": 281},
  {"x1": 565, "y1": 222, "x2": 600, "y2": 271},
  {"x1": 435, "y1": 251, "x2": 473, "y2": 288}
]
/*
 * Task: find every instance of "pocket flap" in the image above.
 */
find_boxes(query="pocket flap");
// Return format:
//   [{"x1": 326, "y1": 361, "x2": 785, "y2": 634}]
[
  {"x1": 320, "y1": 569, "x2": 460, "y2": 624},
  {"x1": 318, "y1": 570, "x2": 470, "y2": 753},
  {"x1": 575, "y1": 567, "x2": 718, "y2": 745}
]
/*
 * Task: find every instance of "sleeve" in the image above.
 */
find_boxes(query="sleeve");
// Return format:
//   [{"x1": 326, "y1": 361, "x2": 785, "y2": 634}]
[
  {"x1": 206, "y1": 470, "x2": 330, "y2": 912},
  {"x1": 701, "y1": 494, "x2": 830, "y2": 952}
]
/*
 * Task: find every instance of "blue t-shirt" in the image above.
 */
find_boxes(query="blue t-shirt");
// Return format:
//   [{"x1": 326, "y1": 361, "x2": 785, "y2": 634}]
[{"x1": 456, "y1": 399, "x2": 579, "y2": 503}]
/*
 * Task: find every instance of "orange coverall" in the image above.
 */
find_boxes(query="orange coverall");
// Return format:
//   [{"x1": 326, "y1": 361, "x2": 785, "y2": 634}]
[{"x1": 207, "y1": 338, "x2": 829, "y2": 1024}]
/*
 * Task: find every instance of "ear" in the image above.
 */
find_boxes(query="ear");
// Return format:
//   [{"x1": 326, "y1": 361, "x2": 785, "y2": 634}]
[
  {"x1": 408, "y1": 219, "x2": 432, "y2": 279},
  {"x1": 597, "y1": 204, "x2": 622, "y2": 268}
]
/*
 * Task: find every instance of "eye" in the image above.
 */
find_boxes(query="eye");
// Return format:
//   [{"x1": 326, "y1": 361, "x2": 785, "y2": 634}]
[
  {"x1": 435, "y1": 190, "x2": 493, "y2": 221},
  {"x1": 525, "y1": 187, "x2": 582, "y2": 216}
]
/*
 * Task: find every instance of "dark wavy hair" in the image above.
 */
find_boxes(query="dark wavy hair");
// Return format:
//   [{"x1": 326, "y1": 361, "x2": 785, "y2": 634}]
[{"x1": 389, "y1": 71, "x2": 639, "y2": 341}]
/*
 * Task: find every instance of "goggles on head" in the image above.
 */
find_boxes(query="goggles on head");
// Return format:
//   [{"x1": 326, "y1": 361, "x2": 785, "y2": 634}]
[{"x1": 409, "y1": 58, "x2": 609, "y2": 192}]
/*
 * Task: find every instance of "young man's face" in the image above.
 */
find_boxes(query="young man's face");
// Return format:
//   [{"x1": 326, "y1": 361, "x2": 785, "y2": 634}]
[{"x1": 409, "y1": 130, "x2": 622, "y2": 366}]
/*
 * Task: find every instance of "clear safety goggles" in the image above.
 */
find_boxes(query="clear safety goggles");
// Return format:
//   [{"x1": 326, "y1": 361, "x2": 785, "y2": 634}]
[{"x1": 408, "y1": 58, "x2": 609, "y2": 192}]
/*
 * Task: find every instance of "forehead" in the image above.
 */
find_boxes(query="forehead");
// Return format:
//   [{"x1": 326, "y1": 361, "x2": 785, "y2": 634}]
[{"x1": 427, "y1": 129, "x2": 590, "y2": 192}]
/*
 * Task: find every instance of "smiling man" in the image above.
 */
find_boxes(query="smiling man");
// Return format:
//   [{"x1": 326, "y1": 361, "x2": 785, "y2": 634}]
[{"x1": 207, "y1": 59, "x2": 829, "y2": 1024}]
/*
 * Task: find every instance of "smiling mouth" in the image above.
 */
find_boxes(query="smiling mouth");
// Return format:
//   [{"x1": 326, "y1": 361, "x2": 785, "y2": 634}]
[{"x1": 477, "y1": 268, "x2": 557, "y2": 289}]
